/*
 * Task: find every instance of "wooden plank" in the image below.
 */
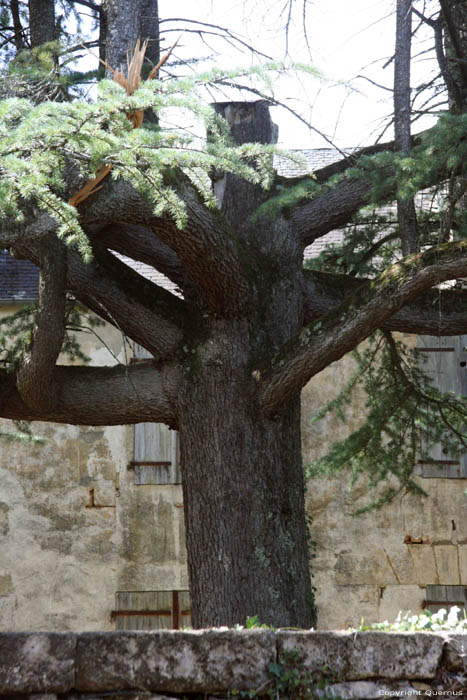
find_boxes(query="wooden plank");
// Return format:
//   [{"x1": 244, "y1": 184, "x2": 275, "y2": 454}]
[
  {"x1": 417, "y1": 335, "x2": 467, "y2": 477},
  {"x1": 426, "y1": 585, "x2": 447, "y2": 601},
  {"x1": 114, "y1": 590, "x2": 191, "y2": 630},
  {"x1": 446, "y1": 586, "x2": 467, "y2": 603},
  {"x1": 133, "y1": 342, "x2": 181, "y2": 484},
  {"x1": 133, "y1": 422, "x2": 180, "y2": 484}
]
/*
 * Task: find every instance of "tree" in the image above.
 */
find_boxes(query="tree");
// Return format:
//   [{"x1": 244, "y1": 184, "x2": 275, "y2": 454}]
[{"x1": 0, "y1": 0, "x2": 466, "y2": 627}]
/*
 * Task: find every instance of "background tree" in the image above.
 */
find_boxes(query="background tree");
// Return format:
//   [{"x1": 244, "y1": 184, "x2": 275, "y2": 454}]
[{"x1": 0, "y1": 0, "x2": 466, "y2": 627}]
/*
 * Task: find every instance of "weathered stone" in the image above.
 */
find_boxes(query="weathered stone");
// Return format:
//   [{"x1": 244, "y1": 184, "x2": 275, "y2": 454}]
[
  {"x1": 433, "y1": 545, "x2": 460, "y2": 585},
  {"x1": 75, "y1": 629, "x2": 276, "y2": 692},
  {"x1": 442, "y1": 633, "x2": 467, "y2": 672},
  {"x1": 334, "y1": 549, "x2": 398, "y2": 585},
  {"x1": 315, "y1": 680, "x2": 418, "y2": 699},
  {"x1": 277, "y1": 631, "x2": 443, "y2": 680},
  {"x1": 0, "y1": 633, "x2": 76, "y2": 694},
  {"x1": 457, "y1": 545, "x2": 467, "y2": 585},
  {"x1": 408, "y1": 545, "x2": 438, "y2": 585}
]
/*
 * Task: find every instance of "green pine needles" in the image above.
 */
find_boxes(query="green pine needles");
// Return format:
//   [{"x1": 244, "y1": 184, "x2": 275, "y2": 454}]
[
  {"x1": 0, "y1": 60, "x2": 311, "y2": 262},
  {"x1": 306, "y1": 329, "x2": 467, "y2": 513}
]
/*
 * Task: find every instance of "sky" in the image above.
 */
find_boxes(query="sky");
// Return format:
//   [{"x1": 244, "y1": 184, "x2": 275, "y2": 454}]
[{"x1": 155, "y1": 0, "x2": 438, "y2": 150}]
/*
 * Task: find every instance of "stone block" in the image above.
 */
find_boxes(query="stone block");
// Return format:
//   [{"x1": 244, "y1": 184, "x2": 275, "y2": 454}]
[
  {"x1": 458, "y1": 545, "x2": 467, "y2": 584},
  {"x1": 384, "y1": 548, "x2": 416, "y2": 585},
  {"x1": 277, "y1": 630, "x2": 443, "y2": 680},
  {"x1": 75, "y1": 629, "x2": 276, "y2": 693},
  {"x1": 378, "y1": 585, "x2": 425, "y2": 621},
  {"x1": 433, "y1": 545, "x2": 459, "y2": 585},
  {"x1": 408, "y1": 545, "x2": 438, "y2": 585},
  {"x1": 334, "y1": 549, "x2": 397, "y2": 585},
  {"x1": 0, "y1": 633, "x2": 76, "y2": 694},
  {"x1": 442, "y1": 633, "x2": 467, "y2": 671}
]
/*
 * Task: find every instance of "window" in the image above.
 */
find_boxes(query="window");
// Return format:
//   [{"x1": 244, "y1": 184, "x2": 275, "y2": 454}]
[
  {"x1": 417, "y1": 335, "x2": 467, "y2": 478},
  {"x1": 131, "y1": 344, "x2": 181, "y2": 485},
  {"x1": 111, "y1": 590, "x2": 191, "y2": 629}
]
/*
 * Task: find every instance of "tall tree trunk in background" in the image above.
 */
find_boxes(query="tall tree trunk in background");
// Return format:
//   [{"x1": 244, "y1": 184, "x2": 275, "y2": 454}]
[
  {"x1": 102, "y1": 0, "x2": 159, "y2": 70},
  {"x1": 394, "y1": 0, "x2": 419, "y2": 255},
  {"x1": 10, "y1": 0, "x2": 25, "y2": 52},
  {"x1": 28, "y1": 0, "x2": 55, "y2": 48}
]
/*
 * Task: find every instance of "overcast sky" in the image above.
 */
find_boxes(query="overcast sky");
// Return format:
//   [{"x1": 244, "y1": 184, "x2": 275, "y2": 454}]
[{"x1": 156, "y1": 0, "x2": 438, "y2": 149}]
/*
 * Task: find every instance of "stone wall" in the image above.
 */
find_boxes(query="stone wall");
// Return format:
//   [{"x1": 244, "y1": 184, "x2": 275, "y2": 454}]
[
  {"x1": 0, "y1": 308, "x2": 188, "y2": 632},
  {"x1": 302, "y1": 336, "x2": 467, "y2": 629},
  {"x1": 1, "y1": 629, "x2": 466, "y2": 698}
]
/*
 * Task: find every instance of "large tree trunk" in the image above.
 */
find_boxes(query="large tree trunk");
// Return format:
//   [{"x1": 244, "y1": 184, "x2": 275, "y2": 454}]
[
  {"x1": 175, "y1": 101, "x2": 314, "y2": 628},
  {"x1": 178, "y1": 323, "x2": 314, "y2": 628}
]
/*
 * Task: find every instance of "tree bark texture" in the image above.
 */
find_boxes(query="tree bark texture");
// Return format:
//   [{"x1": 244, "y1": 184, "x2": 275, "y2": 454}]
[
  {"x1": 394, "y1": 0, "x2": 418, "y2": 256},
  {"x1": 178, "y1": 325, "x2": 313, "y2": 627},
  {"x1": 103, "y1": 0, "x2": 159, "y2": 71},
  {"x1": 28, "y1": 0, "x2": 55, "y2": 48}
]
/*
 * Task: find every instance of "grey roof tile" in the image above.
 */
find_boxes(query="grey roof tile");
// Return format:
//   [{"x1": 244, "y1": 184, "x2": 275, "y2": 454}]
[{"x1": 0, "y1": 250, "x2": 39, "y2": 302}]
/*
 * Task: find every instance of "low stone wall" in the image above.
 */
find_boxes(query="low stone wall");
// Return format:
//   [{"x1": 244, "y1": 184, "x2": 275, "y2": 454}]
[{"x1": 0, "y1": 629, "x2": 466, "y2": 698}]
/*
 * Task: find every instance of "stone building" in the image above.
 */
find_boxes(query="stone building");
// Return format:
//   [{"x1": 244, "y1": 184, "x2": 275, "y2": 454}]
[{"x1": 1, "y1": 151, "x2": 466, "y2": 631}]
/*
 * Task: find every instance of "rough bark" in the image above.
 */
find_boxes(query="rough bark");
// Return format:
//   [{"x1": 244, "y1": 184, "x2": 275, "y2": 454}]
[
  {"x1": 178, "y1": 321, "x2": 313, "y2": 628},
  {"x1": 394, "y1": 0, "x2": 419, "y2": 256},
  {"x1": 10, "y1": 0, "x2": 25, "y2": 52},
  {"x1": 1, "y1": 362, "x2": 180, "y2": 426},
  {"x1": 175, "y1": 102, "x2": 314, "y2": 628},
  {"x1": 13, "y1": 238, "x2": 185, "y2": 361},
  {"x1": 17, "y1": 233, "x2": 67, "y2": 412},
  {"x1": 28, "y1": 0, "x2": 55, "y2": 48},
  {"x1": 304, "y1": 269, "x2": 467, "y2": 335},
  {"x1": 103, "y1": 0, "x2": 159, "y2": 70}
]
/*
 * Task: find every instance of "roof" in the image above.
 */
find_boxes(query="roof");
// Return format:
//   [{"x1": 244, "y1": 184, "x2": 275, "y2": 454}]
[
  {"x1": 0, "y1": 149, "x2": 352, "y2": 303},
  {"x1": 0, "y1": 250, "x2": 39, "y2": 303}
]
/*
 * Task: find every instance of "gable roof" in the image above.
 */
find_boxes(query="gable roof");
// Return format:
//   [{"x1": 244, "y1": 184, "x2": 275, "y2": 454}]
[{"x1": 0, "y1": 148, "x2": 352, "y2": 303}]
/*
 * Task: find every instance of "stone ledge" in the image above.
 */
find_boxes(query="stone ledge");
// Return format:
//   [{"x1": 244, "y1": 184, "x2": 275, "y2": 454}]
[
  {"x1": 75, "y1": 629, "x2": 276, "y2": 693},
  {"x1": 0, "y1": 629, "x2": 466, "y2": 696},
  {"x1": 0, "y1": 633, "x2": 76, "y2": 694},
  {"x1": 277, "y1": 630, "x2": 444, "y2": 680}
]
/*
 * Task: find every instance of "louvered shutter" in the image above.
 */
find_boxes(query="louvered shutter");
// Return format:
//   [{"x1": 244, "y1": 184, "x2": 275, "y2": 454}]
[
  {"x1": 417, "y1": 335, "x2": 467, "y2": 477},
  {"x1": 133, "y1": 344, "x2": 181, "y2": 484},
  {"x1": 424, "y1": 585, "x2": 467, "y2": 615},
  {"x1": 112, "y1": 590, "x2": 191, "y2": 630}
]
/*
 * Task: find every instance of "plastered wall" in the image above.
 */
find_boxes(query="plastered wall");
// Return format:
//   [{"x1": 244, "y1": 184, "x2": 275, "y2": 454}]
[
  {"x1": 0, "y1": 308, "x2": 188, "y2": 631},
  {"x1": 302, "y1": 336, "x2": 467, "y2": 629}
]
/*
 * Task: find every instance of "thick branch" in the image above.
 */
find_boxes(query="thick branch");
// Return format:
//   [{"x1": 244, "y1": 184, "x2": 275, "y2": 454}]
[
  {"x1": 292, "y1": 177, "x2": 373, "y2": 247},
  {"x1": 304, "y1": 268, "x2": 467, "y2": 335},
  {"x1": 287, "y1": 126, "x2": 444, "y2": 248},
  {"x1": 259, "y1": 242, "x2": 467, "y2": 413},
  {"x1": 17, "y1": 233, "x2": 67, "y2": 412},
  {"x1": 13, "y1": 239, "x2": 185, "y2": 360},
  {"x1": 80, "y1": 176, "x2": 249, "y2": 315},
  {"x1": 94, "y1": 223, "x2": 193, "y2": 294},
  {"x1": 0, "y1": 362, "x2": 181, "y2": 427}
]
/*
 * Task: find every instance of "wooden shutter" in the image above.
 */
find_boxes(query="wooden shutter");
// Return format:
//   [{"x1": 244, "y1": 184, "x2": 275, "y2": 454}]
[
  {"x1": 417, "y1": 335, "x2": 467, "y2": 477},
  {"x1": 132, "y1": 344, "x2": 181, "y2": 485},
  {"x1": 111, "y1": 590, "x2": 191, "y2": 630},
  {"x1": 424, "y1": 585, "x2": 467, "y2": 615}
]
